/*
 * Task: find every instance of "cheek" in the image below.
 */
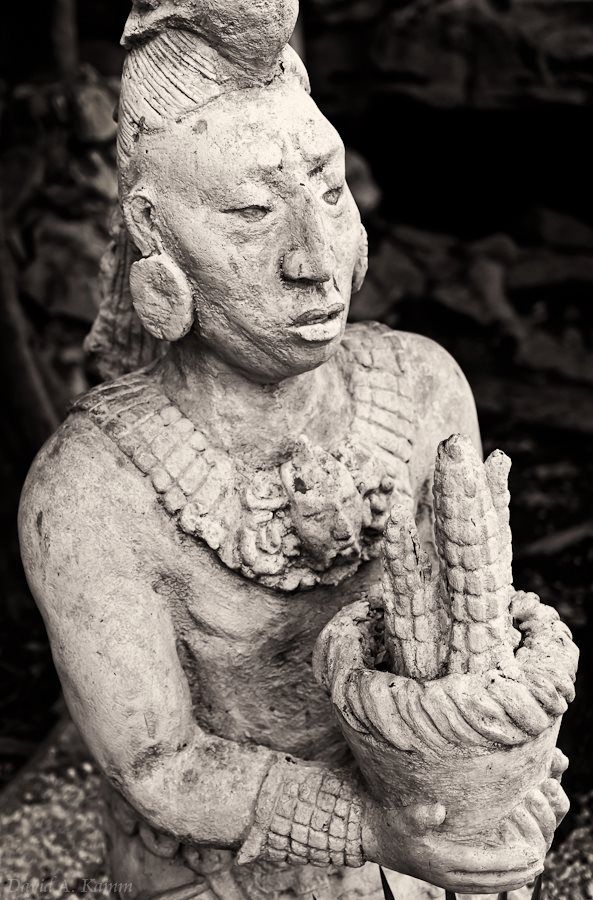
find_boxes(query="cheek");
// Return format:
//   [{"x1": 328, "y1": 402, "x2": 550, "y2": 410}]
[
  {"x1": 343, "y1": 190, "x2": 363, "y2": 252},
  {"x1": 202, "y1": 247, "x2": 279, "y2": 303},
  {"x1": 193, "y1": 259, "x2": 281, "y2": 339},
  {"x1": 198, "y1": 223, "x2": 283, "y2": 284}
]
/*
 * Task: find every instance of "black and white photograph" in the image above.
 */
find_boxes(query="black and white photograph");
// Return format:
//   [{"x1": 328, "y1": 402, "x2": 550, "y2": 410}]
[{"x1": 1, "y1": 2, "x2": 592, "y2": 898}]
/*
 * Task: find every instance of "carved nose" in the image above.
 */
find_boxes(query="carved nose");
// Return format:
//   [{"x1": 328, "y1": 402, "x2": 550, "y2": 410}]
[
  {"x1": 281, "y1": 196, "x2": 333, "y2": 284},
  {"x1": 332, "y1": 512, "x2": 355, "y2": 542},
  {"x1": 282, "y1": 248, "x2": 332, "y2": 284}
]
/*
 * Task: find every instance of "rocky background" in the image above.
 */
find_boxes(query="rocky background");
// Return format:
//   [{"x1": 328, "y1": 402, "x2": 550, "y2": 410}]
[{"x1": 1, "y1": 1, "x2": 592, "y2": 895}]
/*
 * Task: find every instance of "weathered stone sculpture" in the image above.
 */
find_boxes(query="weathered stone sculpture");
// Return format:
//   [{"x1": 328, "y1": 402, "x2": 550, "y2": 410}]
[
  {"x1": 18, "y1": 1, "x2": 578, "y2": 898},
  {"x1": 314, "y1": 436, "x2": 578, "y2": 891}
]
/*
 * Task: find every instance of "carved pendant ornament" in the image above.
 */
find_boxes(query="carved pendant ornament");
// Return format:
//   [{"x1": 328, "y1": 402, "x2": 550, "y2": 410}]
[{"x1": 74, "y1": 324, "x2": 414, "y2": 591}]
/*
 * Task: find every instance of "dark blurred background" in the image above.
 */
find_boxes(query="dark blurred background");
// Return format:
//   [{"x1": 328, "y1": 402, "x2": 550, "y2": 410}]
[{"x1": 1, "y1": 2, "x2": 593, "y2": 893}]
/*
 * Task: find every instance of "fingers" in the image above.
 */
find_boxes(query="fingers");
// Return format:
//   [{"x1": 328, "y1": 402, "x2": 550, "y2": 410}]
[
  {"x1": 549, "y1": 747, "x2": 569, "y2": 782},
  {"x1": 540, "y1": 777, "x2": 570, "y2": 826},
  {"x1": 421, "y1": 821, "x2": 545, "y2": 895},
  {"x1": 442, "y1": 854, "x2": 544, "y2": 895},
  {"x1": 524, "y1": 787, "x2": 557, "y2": 849},
  {"x1": 506, "y1": 803, "x2": 548, "y2": 855},
  {"x1": 442, "y1": 837, "x2": 544, "y2": 894},
  {"x1": 443, "y1": 870, "x2": 543, "y2": 896},
  {"x1": 432, "y1": 834, "x2": 542, "y2": 882}
]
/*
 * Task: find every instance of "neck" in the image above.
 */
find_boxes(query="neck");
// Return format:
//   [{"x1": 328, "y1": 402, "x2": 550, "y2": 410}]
[{"x1": 155, "y1": 334, "x2": 352, "y2": 466}]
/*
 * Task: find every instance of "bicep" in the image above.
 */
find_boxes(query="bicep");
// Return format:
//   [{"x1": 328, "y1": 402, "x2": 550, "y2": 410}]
[
  {"x1": 19, "y1": 423, "x2": 194, "y2": 784},
  {"x1": 18, "y1": 419, "x2": 279, "y2": 845},
  {"x1": 45, "y1": 570, "x2": 194, "y2": 784}
]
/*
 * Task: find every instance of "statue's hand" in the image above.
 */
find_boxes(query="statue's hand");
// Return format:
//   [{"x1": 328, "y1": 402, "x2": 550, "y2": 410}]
[
  {"x1": 361, "y1": 753, "x2": 569, "y2": 894},
  {"x1": 362, "y1": 790, "x2": 562, "y2": 894}
]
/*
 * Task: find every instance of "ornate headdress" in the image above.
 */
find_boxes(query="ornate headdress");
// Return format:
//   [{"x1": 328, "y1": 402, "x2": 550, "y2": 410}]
[
  {"x1": 86, "y1": 0, "x2": 307, "y2": 380},
  {"x1": 122, "y1": 0, "x2": 298, "y2": 60}
]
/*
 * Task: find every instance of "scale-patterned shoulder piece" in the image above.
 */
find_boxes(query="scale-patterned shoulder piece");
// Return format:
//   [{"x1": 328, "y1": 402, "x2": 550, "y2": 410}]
[
  {"x1": 71, "y1": 370, "x2": 236, "y2": 562},
  {"x1": 342, "y1": 322, "x2": 416, "y2": 513}
]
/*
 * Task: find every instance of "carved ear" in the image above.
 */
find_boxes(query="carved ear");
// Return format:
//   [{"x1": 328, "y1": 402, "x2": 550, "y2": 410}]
[
  {"x1": 352, "y1": 223, "x2": 368, "y2": 294},
  {"x1": 123, "y1": 193, "x2": 195, "y2": 342},
  {"x1": 122, "y1": 193, "x2": 160, "y2": 258}
]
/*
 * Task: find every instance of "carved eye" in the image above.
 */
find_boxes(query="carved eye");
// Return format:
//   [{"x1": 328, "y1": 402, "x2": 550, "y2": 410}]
[
  {"x1": 323, "y1": 185, "x2": 344, "y2": 206},
  {"x1": 229, "y1": 205, "x2": 270, "y2": 221}
]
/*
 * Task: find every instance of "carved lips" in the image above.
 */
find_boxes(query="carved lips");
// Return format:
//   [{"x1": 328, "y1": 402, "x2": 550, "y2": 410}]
[{"x1": 290, "y1": 302, "x2": 345, "y2": 343}]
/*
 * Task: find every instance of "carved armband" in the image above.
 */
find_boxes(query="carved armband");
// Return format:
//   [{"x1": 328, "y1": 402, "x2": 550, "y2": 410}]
[{"x1": 237, "y1": 759, "x2": 364, "y2": 869}]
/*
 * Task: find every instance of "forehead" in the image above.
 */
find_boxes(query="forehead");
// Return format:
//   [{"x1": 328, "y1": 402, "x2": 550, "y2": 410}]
[{"x1": 157, "y1": 86, "x2": 344, "y2": 198}]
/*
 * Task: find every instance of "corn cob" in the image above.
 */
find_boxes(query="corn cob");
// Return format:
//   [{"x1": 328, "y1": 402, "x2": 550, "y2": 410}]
[
  {"x1": 433, "y1": 434, "x2": 516, "y2": 675},
  {"x1": 382, "y1": 434, "x2": 518, "y2": 680},
  {"x1": 382, "y1": 506, "x2": 449, "y2": 681}
]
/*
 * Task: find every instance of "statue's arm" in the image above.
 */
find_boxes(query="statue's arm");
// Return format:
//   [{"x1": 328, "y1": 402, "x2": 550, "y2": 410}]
[
  {"x1": 18, "y1": 417, "x2": 281, "y2": 849},
  {"x1": 17, "y1": 416, "x2": 367, "y2": 865}
]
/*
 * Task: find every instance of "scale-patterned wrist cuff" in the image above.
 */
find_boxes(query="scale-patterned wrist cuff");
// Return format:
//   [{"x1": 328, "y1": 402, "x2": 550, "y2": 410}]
[{"x1": 237, "y1": 760, "x2": 364, "y2": 869}]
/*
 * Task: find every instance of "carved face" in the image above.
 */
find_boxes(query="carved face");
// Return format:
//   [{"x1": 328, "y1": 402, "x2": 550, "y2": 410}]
[
  {"x1": 132, "y1": 83, "x2": 364, "y2": 381},
  {"x1": 280, "y1": 439, "x2": 364, "y2": 568}
]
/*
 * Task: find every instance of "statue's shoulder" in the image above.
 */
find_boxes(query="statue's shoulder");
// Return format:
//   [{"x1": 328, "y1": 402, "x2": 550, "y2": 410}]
[
  {"x1": 19, "y1": 372, "x2": 165, "y2": 559},
  {"x1": 342, "y1": 322, "x2": 476, "y2": 421},
  {"x1": 341, "y1": 323, "x2": 480, "y2": 492},
  {"x1": 343, "y1": 321, "x2": 465, "y2": 384},
  {"x1": 18, "y1": 375, "x2": 189, "y2": 632},
  {"x1": 27, "y1": 369, "x2": 162, "y2": 489},
  {"x1": 70, "y1": 368, "x2": 167, "y2": 436},
  {"x1": 68, "y1": 367, "x2": 198, "y2": 494}
]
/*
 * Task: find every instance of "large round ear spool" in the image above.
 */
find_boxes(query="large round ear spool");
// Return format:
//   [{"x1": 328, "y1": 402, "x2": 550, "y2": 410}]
[
  {"x1": 129, "y1": 252, "x2": 194, "y2": 342},
  {"x1": 352, "y1": 224, "x2": 368, "y2": 294}
]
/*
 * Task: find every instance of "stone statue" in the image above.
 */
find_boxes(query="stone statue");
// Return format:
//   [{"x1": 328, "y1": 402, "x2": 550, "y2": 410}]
[{"x1": 18, "y1": 2, "x2": 578, "y2": 898}]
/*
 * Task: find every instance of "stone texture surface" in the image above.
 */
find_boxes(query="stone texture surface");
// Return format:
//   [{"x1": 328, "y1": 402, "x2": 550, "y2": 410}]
[
  {"x1": 314, "y1": 438, "x2": 577, "y2": 891},
  {"x1": 14, "y1": 0, "x2": 579, "y2": 898},
  {"x1": 0, "y1": 718, "x2": 534, "y2": 900},
  {"x1": 0, "y1": 720, "x2": 564, "y2": 900}
]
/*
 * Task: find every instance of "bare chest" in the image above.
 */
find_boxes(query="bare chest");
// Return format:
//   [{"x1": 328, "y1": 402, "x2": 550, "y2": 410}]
[{"x1": 156, "y1": 536, "x2": 382, "y2": 760}]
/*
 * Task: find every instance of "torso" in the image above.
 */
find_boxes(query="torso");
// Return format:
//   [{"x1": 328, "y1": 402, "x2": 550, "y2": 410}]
[
  {"x1": 154, "y1": 536, "x2": 382, "y2": 763},
  {"x1": 64, "y1": 323, "x2": 476, "y2": 762}
]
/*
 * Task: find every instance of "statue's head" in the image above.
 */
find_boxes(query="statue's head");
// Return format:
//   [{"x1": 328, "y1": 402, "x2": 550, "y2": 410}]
[{"x1": 114, "y1": 0, "x2": 367, "y2": 382}]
